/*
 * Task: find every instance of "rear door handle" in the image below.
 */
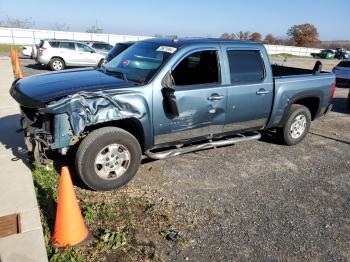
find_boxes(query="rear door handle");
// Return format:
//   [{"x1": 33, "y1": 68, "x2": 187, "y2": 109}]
[
  {"x1": 256, "y1": 89, "x2": 270, "y2": 95},
  {"x1": 208, "y1": 94, "x2": 224, "y2": 101}
]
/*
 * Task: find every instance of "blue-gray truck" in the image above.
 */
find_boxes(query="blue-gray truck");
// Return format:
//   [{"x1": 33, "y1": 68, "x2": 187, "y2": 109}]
[{"x1": 10, "y1": 38, "x2": 336, "y2": 191}]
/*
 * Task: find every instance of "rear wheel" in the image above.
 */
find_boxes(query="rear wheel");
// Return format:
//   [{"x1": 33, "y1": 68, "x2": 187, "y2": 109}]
[
  {"x1": 75, "y1": 127, "x2": 142, "y2": 191},
  {"x1": 49, "y1": 57, "x2": 65, "y2": 71},
  {"x1": 280, "y1": 104, "x2": 311, "y2": 145}
]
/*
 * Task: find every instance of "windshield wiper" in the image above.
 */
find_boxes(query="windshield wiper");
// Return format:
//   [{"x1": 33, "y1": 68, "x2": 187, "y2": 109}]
[{"x1": 103, "y1": 67, "x2": 128, "y2": 81}]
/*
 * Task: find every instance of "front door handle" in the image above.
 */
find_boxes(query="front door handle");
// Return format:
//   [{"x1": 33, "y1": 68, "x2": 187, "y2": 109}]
[
  {"x1": 256, "y1": 89, "x2": 270, "y2": 95},
  {"x1": 208, "y1": 94, "x2": 224, "y2": 101}
]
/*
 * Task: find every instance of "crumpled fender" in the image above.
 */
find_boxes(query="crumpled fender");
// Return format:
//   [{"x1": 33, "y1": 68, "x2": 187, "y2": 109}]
[{"x1": 42, "y1": 90, "x2": 148, "y2": 149}]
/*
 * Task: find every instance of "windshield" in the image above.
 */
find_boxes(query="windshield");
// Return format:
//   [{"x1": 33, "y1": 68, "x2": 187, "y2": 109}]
[{"x1": 104, "y1": 42, "x2": 175, "y2": 84}]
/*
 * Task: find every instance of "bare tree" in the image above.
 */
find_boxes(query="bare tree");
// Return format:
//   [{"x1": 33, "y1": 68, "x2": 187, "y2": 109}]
[
  {"x1": 249, "y1": 32, "x2": 262, "y2": 42},
  {"x1": 264, "y1": 34, "x2": 277, "y2": 44},
  {"x1": 221, "y1": 32, "x2": 235, "y2": 39},
  {"x1": 238, "y1": 31, "x2": 250, "y2": 40},
  {"x1": 287, "y1": 23, "x2": 319, "y2": 47},
  {"x1": 53, "y1": 23, "x2": 70, "y2": 31},
  {"x1": 0, "y1": 16, "x2": 35, "y2": 28},
  {"x1": 86, "y1": 25, "x2": 103, "y2": 34}
]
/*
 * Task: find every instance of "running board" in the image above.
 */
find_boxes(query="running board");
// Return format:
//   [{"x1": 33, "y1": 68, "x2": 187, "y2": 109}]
[{"x1": 145, "y1": 132, "x2": 261, "y2": 160}]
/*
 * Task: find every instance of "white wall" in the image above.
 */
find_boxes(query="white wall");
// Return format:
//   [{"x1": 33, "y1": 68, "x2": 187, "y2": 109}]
[
  {"x1": 264, "y1": 44, "x2": 322, "y2": 57},
  {"x1": 0, "y1": 27, "x2": 152, "y2": 45},
  {"x1": 0, "y1": 27, "x2": 327, "y2": 57}
]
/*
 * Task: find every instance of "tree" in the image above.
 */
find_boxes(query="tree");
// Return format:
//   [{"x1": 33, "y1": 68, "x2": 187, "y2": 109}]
[
  {"x1": 238, "y1": 31, "x2": 250, "y2": 40},
  {"x1": 86, "y1": 25, "x2": 103, "y2": 34},
  {"x1": 249, "y1": 32, "x2": 262, "y2": 42},
  {"x1": 221, "y1": 32, "x2": 236, "y2": 39},
  {"x1": 287, "y1": 23, "x2": 319, "y2": 47},
  {"x1": 0, "y1": 16, "x2": 35, "y2": 28},
  {"x1": 53, "y1": 23, "x2": 70, "y2": 31},
  {"x1": 264, "y1": 33, "x2": 276, "y2": 44}
]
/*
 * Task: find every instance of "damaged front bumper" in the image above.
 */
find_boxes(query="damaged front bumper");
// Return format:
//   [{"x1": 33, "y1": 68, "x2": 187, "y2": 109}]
[{"x1": 11, "y1": 80, "x2": 147, "y2": 164}]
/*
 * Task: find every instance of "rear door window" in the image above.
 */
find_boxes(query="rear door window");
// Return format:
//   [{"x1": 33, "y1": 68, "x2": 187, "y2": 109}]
[
  {"x1": 227, "y1": 50, "x2": 265, "y2": 83},
  {"x1": 59, "y1": 42, "x2": 76, "y2": 50}
]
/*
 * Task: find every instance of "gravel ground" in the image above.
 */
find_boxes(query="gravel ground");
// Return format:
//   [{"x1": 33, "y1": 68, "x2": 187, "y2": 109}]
[{"x1": 19, "y1": 56, "x2": 350, "y2": 261}]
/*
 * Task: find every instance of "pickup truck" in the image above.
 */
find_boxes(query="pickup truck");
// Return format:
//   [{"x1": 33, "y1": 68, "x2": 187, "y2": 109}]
[{"x1": 10, "y1": 38, "x2": 336, "y2": 191}]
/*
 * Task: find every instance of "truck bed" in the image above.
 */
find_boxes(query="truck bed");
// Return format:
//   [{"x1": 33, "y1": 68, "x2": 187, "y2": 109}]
[{"x1": 271, "y1": 64, "x2": 315, "y2": 77}]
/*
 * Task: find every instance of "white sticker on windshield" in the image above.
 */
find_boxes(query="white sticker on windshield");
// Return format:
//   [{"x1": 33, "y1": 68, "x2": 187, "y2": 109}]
[{"x1": 157, "y1": 46, "x2": 177, "y2": 53}]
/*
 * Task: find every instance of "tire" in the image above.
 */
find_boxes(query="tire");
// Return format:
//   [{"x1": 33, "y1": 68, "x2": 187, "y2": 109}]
[
  {"x1": 75, "y1": 127, "x2": 142, "y2": 191},
  {"x1": 280, "y1": 104, "x2": 311, "y2": 145},
  {"x1": 49, "y1": 57, "x2": 65, "y2": 71},
  {"x1": 97, "y1": 59, "x2": 105, "y2": 67}
]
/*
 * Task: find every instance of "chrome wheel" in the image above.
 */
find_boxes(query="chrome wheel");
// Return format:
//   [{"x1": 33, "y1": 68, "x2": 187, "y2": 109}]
[
  {"x1": 290, "y1": 114, "x2": 307, "y2": 139},
  {"x1": 52, "y1": 60, "x2": 63, "y2": 70},
  {"x1": 94, "y1": 144, "x2": 131, "y2": 180}
]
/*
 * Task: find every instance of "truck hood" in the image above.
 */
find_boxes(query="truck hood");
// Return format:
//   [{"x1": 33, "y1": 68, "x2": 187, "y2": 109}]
[{"x1": 10, "y1": 68, "x2": 135, "y2": 108}]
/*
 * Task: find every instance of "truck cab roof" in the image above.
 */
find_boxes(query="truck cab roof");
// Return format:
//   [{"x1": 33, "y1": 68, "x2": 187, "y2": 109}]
[{"x1": 142, "y1": 37, "x2": 260, "y2": 48}]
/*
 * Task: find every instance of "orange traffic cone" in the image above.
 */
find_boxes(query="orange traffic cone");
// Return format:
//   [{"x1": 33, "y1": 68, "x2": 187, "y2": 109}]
[{"x1": 51, "y1": 166, "x2": 90, "y2": 248}]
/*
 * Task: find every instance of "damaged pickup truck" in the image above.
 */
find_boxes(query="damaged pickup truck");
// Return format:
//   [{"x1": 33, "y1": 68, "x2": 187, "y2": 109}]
[{"x1": 10, "y1": 38, "x2": 336, "y2": 191}]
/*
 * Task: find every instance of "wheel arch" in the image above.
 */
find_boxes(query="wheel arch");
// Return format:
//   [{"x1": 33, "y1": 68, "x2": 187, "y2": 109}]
[
  {"x1": 84, "y1": 117, "x2": 146, "y2": 151},
  {"x1": 278, "y1": 92, "x2": 322, "y2": 127}
]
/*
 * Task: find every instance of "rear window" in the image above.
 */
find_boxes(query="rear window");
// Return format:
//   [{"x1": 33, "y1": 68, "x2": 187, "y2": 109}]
[
  {"x1": 38, "y1": 40, "x2": 44, "y2": 48},
  {"x1": 227, "y1": 50, "x2": 265, "y2": 83},
  {"x1": 337, "y1": 61, "x2": 350, "y2": 68},
  {"x1": 59, "y1": 42, "x2": 75, "y2": 50},
  {"x1": 92, "y1": 43, "x2": 112, "y2": 50},
  {"x1": 49, "y1": 41, "x2": 60, "y2": 48}
]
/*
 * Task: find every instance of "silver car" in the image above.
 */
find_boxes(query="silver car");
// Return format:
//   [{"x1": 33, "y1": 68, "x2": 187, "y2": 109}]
[
  {"x1": 85, "y1": 41, "x2": 113, "y2": 55},
  {"x1": 36, "y1": 39, "x2": 106, "y2": 71},
  {"x1": 333, "y1": 60, "x2": 350, "y2": 86}
]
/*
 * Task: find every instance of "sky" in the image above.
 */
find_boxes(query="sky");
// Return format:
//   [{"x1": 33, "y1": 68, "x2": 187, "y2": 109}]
[{"x1": 0, "y1": 0, "x2": 349, "y2": 40}]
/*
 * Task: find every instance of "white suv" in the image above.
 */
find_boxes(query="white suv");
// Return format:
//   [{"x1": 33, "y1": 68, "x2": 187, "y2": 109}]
[{"x1": 36, "y1": 39, "x2": 106, "y2": 71}]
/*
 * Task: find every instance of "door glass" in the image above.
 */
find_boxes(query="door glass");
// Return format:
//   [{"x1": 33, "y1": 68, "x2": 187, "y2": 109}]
[
  {"x1": 77, "y1": 43, "x2": 94, "y2": 52},
  {"x1": 172, "y1": 50, "x2": 220, "y2": 86},
  {"x1": 59, "y1": 42, "x2": 76, "y2": 50},
  {"x1": 227, "y1": 50, "x2": 264, "y2": 83}
]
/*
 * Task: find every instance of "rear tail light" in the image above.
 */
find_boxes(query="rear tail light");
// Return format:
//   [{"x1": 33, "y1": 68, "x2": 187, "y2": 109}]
[
  {"x1": 329, "y1": 80, "x2": 336, "y2": 102},
  {"x1": 39, "y1": 47, "x2": 46, "y2": 54}
]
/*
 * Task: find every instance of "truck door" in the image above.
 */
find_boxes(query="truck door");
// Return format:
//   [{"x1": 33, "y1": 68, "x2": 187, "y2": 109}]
[
  {"x1": 221, "y1": 47, "x2": 273, "y2": 132},
  {"x1": 152, "y1": 48, "x2": 227, "y2": 145}
]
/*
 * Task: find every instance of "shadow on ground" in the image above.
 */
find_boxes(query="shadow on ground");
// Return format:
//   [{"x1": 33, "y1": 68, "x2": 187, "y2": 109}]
[
  {"x1": 331, "y1": 97, "x2": 349, "y2": 114},
  {"x1": 0, "y1": 114, "x2": 31, "y2": 167}
]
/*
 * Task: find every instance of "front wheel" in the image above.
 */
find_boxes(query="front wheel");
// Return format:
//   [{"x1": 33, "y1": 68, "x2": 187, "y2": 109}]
[
  {"x1": 75, "y1": 127, "x2": 142, "y2": 191},
  {"x1": 280, "y1": 104, "x2": 311, "y2": 145}
]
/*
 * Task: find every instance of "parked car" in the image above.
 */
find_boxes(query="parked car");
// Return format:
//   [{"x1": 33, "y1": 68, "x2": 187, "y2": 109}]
[
  {"x1": 22, "y1": 45, "x2": 33, "y2": 57},
  {"x1": 36, "y1": 39, "x2": 105, "y2": 71},
  {"x1": 333, "y1": 60, "x2": 350, "y2": 86},
  {"x1": 311, "y1": 49, "x2": 335, "y2": 59},
  {"x1": 105, "y1": 42, "x2": 135, "y2": 63},
  {"x1": 335, "y1": 48, "x2": 349, "y2": 60},
  {"x1": 10, "y1": 38, "x2": 335, "y2": 191},
  {"x1": 85, "y1": 41, "x2": 113, "y2": 55}
]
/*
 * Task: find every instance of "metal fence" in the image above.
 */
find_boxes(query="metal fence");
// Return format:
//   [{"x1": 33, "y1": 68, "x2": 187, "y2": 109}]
[{"x1": 0, "y1": 27, "x2": 325, "y2": 57}]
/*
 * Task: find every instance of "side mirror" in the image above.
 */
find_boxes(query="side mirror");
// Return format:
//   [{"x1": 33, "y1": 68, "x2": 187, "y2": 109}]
[{"x1": 161, "y1": 71, "x2": 179, "y2": 117}]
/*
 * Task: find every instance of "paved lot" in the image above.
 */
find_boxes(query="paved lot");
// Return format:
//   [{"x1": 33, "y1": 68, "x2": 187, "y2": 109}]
[
  {"x1": 0, "y1": 57, "x2": 47, "y2": 262},
  {"x1": 19, "y1": 57, "x2": 350, "y2": 261}
]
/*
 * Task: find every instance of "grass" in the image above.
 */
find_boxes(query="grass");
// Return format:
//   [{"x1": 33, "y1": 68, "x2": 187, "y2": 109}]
[
  {"x1": 32, "y1": 164, "x2": 192, "y2": 261},
  {"x1": 0, "y1": 44, "x2": 22, "y2": 55}
]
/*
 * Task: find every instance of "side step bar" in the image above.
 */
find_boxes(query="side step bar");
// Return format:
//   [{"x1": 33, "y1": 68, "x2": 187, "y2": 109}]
[{"x1": 145, "y1": 132, "x2": 261, "y2": 160}]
